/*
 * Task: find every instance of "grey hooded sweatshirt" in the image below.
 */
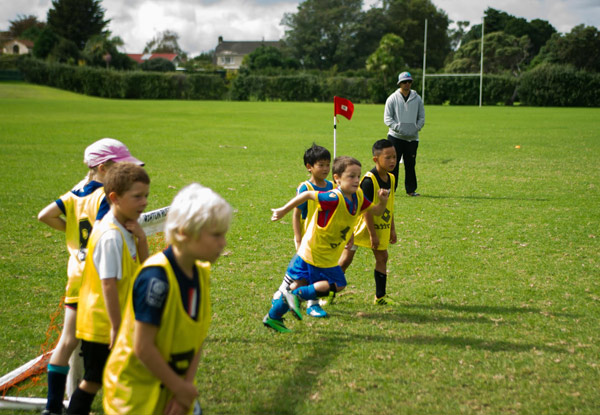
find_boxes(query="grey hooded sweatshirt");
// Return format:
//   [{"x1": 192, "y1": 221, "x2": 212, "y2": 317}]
[{"x1": 384, "y1": 89, "x2": 425, "y2": 141}]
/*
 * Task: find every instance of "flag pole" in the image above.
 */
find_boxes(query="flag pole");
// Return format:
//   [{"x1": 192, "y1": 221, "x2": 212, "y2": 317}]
[{"x1": 333, "y1": 115, "x2": 337, "y2": 159}]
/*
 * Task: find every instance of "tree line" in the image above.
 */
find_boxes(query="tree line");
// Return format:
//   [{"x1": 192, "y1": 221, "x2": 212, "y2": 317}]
[{"x1": 2, "y1": 0, "x2": 599, "y2": 105}]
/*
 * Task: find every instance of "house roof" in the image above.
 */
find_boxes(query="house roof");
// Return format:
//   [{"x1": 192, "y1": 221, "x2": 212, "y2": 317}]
[
  {"x1": 3, "y1": 38, "x2": 35, "y2": 48},
  {"x1": 215, "y1": 40, "x2": 282, "y2": 55},
  {"x1": 126, "y1": 53, "x2": 179, "y2": 63}
]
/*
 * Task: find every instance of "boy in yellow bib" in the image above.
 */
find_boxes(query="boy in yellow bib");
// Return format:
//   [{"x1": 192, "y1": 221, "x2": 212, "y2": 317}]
[
  {"x1": 103, "y1": 183, "x2": 233, "y2": 415},
  {"x1": 37, "y1": 139, "x2": 143, "y2": 415},
  {"x1": 339, "y1": 139, "x2": 398, "y2": 305},
  {"x1": 68, "y1": 163, "x2": 150, "y2": 415},
  {"x1": 264, "y1": 156, "x2": 390, "y2": 333},
  {"x1": 274, "y1": 143, "x2": 333, "y2": 318}
]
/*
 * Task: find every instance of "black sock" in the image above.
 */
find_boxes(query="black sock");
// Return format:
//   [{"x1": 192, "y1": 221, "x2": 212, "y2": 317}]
[
  {"x1": 374, "y1": 270, "x2": 387, "y2": 299},
  {"x1": 46, "y1": 370, "x2": 67, "y2": 412},
  {"x1": 67, "y1": 387, "x2": 96, "y2": 415}
]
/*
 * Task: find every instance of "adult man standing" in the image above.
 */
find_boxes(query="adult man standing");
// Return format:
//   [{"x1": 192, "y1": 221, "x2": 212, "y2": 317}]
[{"x1": 384, "y1": 71, "x2": 425, "y2": 196}]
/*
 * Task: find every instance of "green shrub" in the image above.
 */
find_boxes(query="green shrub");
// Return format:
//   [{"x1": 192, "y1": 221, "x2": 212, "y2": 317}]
[{"x1": 518, "y1": 64, "x2": 600, "y2": 106}]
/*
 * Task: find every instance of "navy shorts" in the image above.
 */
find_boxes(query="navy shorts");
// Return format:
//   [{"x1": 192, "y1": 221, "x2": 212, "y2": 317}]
[
  {"x1": 80, "y1": 340, "x2": 110, "y2": 383},
  {"x1": 286, "y1": 254, "x2": 347, "y2": 288}
]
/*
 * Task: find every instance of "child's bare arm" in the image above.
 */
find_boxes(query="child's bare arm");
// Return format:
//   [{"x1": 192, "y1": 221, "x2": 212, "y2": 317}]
[
  {"x1": 292, "y1": 208, "x2": 303, "y2": 250},
  {"x1": 134, "y1": 321, "x2": 199, "y2": 413},
  {"x1": 369, "y1": 189, "x2": 390, "y2": 216},
  {"x1": 389, "y1": 215, "x2": 397, "y2": 244},
  {"x1": 271, "y1": 192, "x2": 315, "y2": 221},
  {"x1": 101, "y1": 278, "x2": 122, "y2": 349},
  {"x1": 37, "y1": 202, "x2": 66, "y2": 232},
  {"x1": 364, "y1": 211, "x2": 380, "y2": 249}
]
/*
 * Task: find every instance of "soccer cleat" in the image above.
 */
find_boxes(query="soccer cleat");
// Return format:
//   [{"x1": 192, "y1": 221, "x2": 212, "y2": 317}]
[
  {"x1": 306, "y1": 304, "x2": 328, "y2": 318},
  {"x1": 263, "y1": 314, "x2": 291, "y2": 333},
  {"x1": 374, "y1": 295, "x2": 395, "y2": 305},
  {"x1": 281, "y1": 289, "x2": 303, "y2": 320},
  {"x1": 319, "y1": 290, "x2": 336, "y2": 307}
]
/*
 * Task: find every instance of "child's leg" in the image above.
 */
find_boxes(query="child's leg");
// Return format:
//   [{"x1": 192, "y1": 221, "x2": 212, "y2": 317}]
[
  {"x1": 46, "y1": 306, "x2": 79, "y2": 413},
  {"x1": 338, "y1": 245, "x2": 356, "y2": 272},
  {"x1": 67, "y1": 341, "x2": 109, "y2": 415},
  {"x1": 373, "y1": 249, "x2": 389, "y2": 300}
]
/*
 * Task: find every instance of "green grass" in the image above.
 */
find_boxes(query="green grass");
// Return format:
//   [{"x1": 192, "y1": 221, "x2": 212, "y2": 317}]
[{"x1": 0, "y1": 81, "x2": 599, "y2": 414}]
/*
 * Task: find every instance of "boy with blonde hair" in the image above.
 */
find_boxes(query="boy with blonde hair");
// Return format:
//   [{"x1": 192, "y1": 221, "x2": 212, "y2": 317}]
[
  {"x1": 339, "y1": 139, "x2": 398, "y2": 305},
  {"x1": 264, "y1": 156, "x2": 390, "y2": 333},
  {"x1": 103, "y1": 183, "x2": 233, "y2": 415},
  {"x1": 67, "y1": 162, "x2": 150, "y2": 415},
  {"x1": 37, "y1": 138, "x2": 143, "y2": 415}
]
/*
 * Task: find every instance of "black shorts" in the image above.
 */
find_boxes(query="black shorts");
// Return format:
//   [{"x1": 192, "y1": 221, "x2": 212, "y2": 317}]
[{"x1": 80, "y1": 340, "x2": 110, "y2": 383}]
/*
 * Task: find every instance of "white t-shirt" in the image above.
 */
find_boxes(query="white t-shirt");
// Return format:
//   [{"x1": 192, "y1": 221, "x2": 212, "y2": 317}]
[{"x1": 93, "y1": 210, "x2": 138, "y2": 281}]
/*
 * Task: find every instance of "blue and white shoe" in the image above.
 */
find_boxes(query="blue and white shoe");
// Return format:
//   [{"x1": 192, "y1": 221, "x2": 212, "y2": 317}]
[{"x1": 306, "y1": 301, "x2": 328, "y2": 318}]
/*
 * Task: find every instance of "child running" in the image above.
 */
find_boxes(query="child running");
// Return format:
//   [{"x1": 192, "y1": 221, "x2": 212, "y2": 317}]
[
  {"x1": 67, "y1": 163, "x2": 150, "y2": 415},
  {"x1": 274, "y1": 143, "x2": 333, "y2": 318},
  {"x1": 264, "y1": 156, "x2": 390, "y2": 333},
  {"x1": 339, "y1": 139, "x2": 398, "y2": 305},
  {"x1": 37, "y1": 138, "x2": 143, "y2": 415},
  {"x1": 103, "y1": 183, "x2": 232, "y2": 415}
]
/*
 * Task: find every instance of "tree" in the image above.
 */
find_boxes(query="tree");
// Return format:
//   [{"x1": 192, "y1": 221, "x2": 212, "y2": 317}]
[
  {"x1": 282, "y1": 0, "x2": 363, "y2": 70},
  {"x1": 144, "y1": 30, "x2": 185, "y2": 58},
  {"x1": 449, "y1": 21, "x2": 470, "y2": 50},
  {"x1": 47, "y1": 0, "x2": 109, "y2": 50},
  {"x1": 366, "y1": 33, "x2": 405, "y2": 87},
  {"x1": 240, "y1": 45, "x2": 299, "y2": 74},
  {"x1": 9, "y1": 15, "x2": 45, "y2": 39},
  {"x1": 532, "y1": 25, "x2": 600, "y2": 72},
  {"x1": 84, "y1": 32, "x2": 135, "y2": 70},
  {"x1": 462, "y1": 8, "x2": 555, "y2": 60},
  {"x1": 141, "y1": 58, "x2": 176, "y2": 72},
  {"x1": 445, "y1": 31, "x2": 530, "y2": 76},
  {"x1": 33, "y1": 27, "x2": 59, "y2": 59},
  {"x1": 382, "y1": 0, "x2": 452, "y2": 70}
]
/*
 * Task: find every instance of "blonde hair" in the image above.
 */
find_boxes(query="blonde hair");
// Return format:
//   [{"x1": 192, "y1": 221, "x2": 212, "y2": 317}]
[
  {"x1": 165, "y1": 183, "x2": 233, "y2": 246},
  {"x1": 85, "y1": 160, "x2": 115, "y2": 182}
]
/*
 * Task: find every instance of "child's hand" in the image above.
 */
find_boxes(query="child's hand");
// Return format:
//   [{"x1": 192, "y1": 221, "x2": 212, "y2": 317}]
[
  {"x1": 164, "y1": 398, "x2": 190, "y2": 415},
  {"x1": 389, "y1": 227, "x2": 397, "y2": 245},
  {"x1": 172, "y1": 380, "x2": 199, "y2": 411},
  {"x1": 271, "y1": 207, "x2": 286, "y2": 221},
  {"x1": 377, "y1": 188, "x2": 390, "y2": 203},
  {"x1": 125, "y1": 220, "x2": 146, "y2": 239},
  {"x1": 370, "y1": 235, "x2": 380, "y2": 250}
]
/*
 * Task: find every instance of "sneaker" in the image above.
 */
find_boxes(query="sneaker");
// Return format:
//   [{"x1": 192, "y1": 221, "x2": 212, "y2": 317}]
[
  {"x1": 374, "y1": 295, "x2": 395, "y2": 305},
  {"x1": 42, "y1": 409, "x2": 64, "y2": 415},
  {"x1": 306, "y1": 304, "x2": 328, "y2": 318},
  {"x1": 407, "y1": 192, "x2": 420, "y2": 197},
  {"x1": 319, "y1": 290, "x2": 336, "y2": 307},
  {"x1": 281, "y1": 289, "x2": 303, "y2": 320},
  {"x1": 263, "y1": 314, "x2": 291, "y2": 333}
]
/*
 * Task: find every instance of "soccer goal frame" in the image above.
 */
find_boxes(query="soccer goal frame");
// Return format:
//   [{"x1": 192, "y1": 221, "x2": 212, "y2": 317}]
[{"x1": 421, "y1": 17, "x2": 485, "y2": 106}]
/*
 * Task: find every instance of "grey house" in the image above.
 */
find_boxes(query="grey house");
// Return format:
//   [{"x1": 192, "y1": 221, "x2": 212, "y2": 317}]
[{"x1": 214, "y1": 36, "x2": 281, "y2": 70}]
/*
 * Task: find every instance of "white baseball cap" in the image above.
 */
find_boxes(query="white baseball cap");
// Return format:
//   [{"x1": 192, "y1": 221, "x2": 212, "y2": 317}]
[
  {"x1": 397, "y1": 71, "x2": 413, "y2": 84},
  {"x1": 84, "y1": 138, "x2": 144, "y2": 168}
]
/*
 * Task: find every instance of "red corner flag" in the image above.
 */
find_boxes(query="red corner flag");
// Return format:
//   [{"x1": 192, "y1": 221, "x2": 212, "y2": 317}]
[{"x1": 334, "y1": 96, "x2": 354, "y2": 120}]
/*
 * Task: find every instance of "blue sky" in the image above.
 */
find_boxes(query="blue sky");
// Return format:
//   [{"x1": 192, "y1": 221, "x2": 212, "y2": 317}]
[{"x1": 1, "y1": 0, "x2": 598, "y2": 56}]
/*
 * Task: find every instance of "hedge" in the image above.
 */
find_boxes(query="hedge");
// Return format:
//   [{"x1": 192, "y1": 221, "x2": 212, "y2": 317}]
[
  {"x1": 17, "y1": 58, "x2": 228, "y2": 100},
  {"x1": 518, "y1": 64, "x2": 600, "y2": 107},
  {"x1": 14, "y1": 57, "x2": 600, "y2": 106}
]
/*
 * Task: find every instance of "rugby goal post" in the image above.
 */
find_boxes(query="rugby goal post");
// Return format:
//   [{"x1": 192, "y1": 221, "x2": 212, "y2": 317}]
[{"x1": 422, "y1": 17, "x2": 484, "y2": 106}]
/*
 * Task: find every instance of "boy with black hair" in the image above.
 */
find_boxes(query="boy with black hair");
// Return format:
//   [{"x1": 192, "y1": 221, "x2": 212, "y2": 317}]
[
  {"x1": 264, "y1": 156, "x2": 390, "y2": 333},
  {"x1": 67, "y1": 163, "x2": 150, "y2": 415},
  {"x1": 339, "y1": 139, "x2": 398, "y2": 305},
  {"x1": 274, "y1": 143, "x2": 333, "y2": 318}
]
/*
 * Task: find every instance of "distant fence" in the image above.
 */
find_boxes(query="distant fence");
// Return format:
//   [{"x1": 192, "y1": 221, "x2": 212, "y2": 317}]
[{"x1": 0, "y1": 70, "x2": 24, "y2": 81}]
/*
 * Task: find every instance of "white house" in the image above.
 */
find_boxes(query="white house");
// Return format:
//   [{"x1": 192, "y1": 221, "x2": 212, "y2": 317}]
[{"x1": 2, "y1": 39, "x2": 34, "y2": 55}]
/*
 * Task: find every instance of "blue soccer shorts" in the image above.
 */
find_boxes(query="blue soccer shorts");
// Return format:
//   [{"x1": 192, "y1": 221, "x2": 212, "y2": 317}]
[{"x1": 285, "y1": 254, "x2": 347, "y2": 288}]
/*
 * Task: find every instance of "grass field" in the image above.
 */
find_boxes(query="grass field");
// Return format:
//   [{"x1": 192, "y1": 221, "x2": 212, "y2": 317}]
[{"x1": 0, "y1": 81, "x2": 599, "y2": 415}]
